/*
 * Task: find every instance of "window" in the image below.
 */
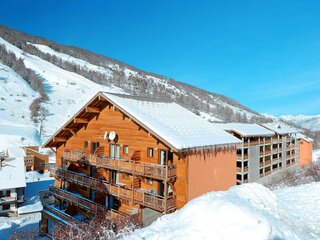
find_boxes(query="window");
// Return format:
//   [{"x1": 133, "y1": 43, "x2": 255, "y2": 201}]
[
  {"x1": 243, "y1": 174, "x2": 248, "y2": 180},
  {"x1": 260, "y1": 169, "x2": 263, "y2": 174},
  {"x1": 6, "y1": 190, "x2": 10, "y2": 197},
  {"x1": 148, "y1": 148, "x2": 154, "y2": 158},
  {"x1": 84, "y1": 141, "x2": 88, "y2": 149},
  {"x1": 2, "y1": 204, "x2": 10, "y2": 210},
  {"x1": 123, "y1": 145, "x2": 129, "y2": 155},
  {"x1": 91, "y1": 142, "x2": 100, "y2": 154},
  {"x1": 110, "y1": 144, "x2": 120, "y2": 159},
  {"x1": 236, "y1": 149, "x2": 242, "y2": 155},
  {"x1": 236, "y1": 161, "x2": 242, "y2": 168},
  {"x1": 236, "y1": 174, "x2": 242, "y2": 181}
]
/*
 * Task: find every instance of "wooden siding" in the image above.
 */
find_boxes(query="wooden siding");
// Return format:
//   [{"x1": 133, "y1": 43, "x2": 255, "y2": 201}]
[{"x1": 55, "y1": 105, "x2": 187, "y2": 211}]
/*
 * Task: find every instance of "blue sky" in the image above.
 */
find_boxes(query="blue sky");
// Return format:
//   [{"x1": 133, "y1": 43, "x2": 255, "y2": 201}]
[{"x1": 1, "y1": 0, "x2": 320, "y2": 116}]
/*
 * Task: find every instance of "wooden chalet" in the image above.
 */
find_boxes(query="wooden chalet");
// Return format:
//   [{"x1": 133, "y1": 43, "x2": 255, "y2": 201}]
[{"x1": 40, "y1": 92, "x2": 241, "y2": 233}]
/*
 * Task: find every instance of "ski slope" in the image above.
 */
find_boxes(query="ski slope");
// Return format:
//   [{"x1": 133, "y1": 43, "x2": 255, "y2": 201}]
[{"x1": 0, "y1": 37, "x2": 124, "y2": 142}]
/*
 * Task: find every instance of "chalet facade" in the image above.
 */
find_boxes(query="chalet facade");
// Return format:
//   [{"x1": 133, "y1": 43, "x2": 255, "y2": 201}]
[
  {"x1": 23, "y1": 146, "x2": 49, "y2": 173},
  {"x1": 40, "y1": 92, "x2": 241, "y2": 234},
  {"x1": 296, "y1": 133, "x2": 313, "y2": 167},
  {"x1": 216, "y1": 123, "x2": 300, "y2": 184}
]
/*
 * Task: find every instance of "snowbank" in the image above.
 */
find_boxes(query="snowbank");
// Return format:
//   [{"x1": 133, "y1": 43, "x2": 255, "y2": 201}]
[
  {"x1": 126, "y1": 183, "x2": 320, "y2": 240},
  {"x1": 313, "y1": 149, "x2": 320, "y2": 163}
]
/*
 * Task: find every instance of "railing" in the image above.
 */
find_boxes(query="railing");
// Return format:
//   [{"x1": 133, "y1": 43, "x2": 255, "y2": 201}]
[
  {"x1": 43, "y1": 202, "x2": 80, "y2": 223},
  {"x1": 260, "y1": 150, "x2": 271, "y2": 156},
  {"x1": 0, "y1": 196, "x2": 17, "y2": 205},
  {"x1": 63, "y1": 150, "x2": 177, "y2": 180},
  {"x1": 236, "y1": 167, "x2": 249, "y2": 173},
  {"x1": 272, "y1": 139, "x2": 281, "y2": 143},
  {"x1": 243, "y1": 141, "x2": 259, "y2": 147},
  {"x1": 48, "y1": 186, "x2": 139, "y2": 223},
  {"x1": 236, "y1": 154, "x2": 248, "y2": 160},
  {"x1": 52, "y1": 168, "x2": 176, "y2": 212},
  {"x1": 51, "y1": 168, "x2": 108, "y2": 192}
]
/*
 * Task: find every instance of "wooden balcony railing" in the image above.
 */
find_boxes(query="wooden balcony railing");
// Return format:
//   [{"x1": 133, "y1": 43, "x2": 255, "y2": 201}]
[
  {"x1": 243, "y1": 141, "x2": 259, "y2": 147},
  {"x1": 0, "y1": 196, "x2": 17, "y2": 205},
  {"x1": 63, "y1": 150, "x2": 177, "y2": 181},
  {"x1": 236, "y1": 167, "x2": 249, "y2": 173},
  {"x1": 260, "y1": 150, "x2": 271, "y2": 156},
  {"x1": 236, "y1": 154, "x2": 248, "y2": 160},
  {"x1": 42, "y1": 202, "x2": 80, "y2": 224},
  {"x1": 52, "y1": 168, "x2": 176, "y2": 213},
  {"x1": 50, "y1": 168, "x2": 108, "y2": 192},
  {"x1": 48, "y1": 186, "x2": 139, "y2": 223}
]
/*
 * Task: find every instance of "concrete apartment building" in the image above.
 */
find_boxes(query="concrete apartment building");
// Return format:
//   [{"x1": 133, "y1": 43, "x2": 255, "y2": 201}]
[
  {"x1": 216, "y1": 123, "x2": 300, "y2": 184},
  {"x1": 296, "y1": 133, "x2": 313, "y2": 167}
]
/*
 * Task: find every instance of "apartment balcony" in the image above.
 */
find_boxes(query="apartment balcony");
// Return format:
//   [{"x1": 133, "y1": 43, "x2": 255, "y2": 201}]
[
  {"x1": 272, "y1": 139, "x2": 281, "y2": 144},
  {"x1": 42, "y1": 201, "x2": 81, "y2": 225},
  {"x1": 236, "y1": 154, "x2": 248, "y2": 160},
  {"x1": 46, "y1": 186, "x2": 139, "y2": 223},
  {"x1": 236, "y1": 167, "x2": 249, "y2": 173},
  {"x1": 51, "y1": 168, "x2": 176, "y2": 213},
  {"x1": 243, "y1": 141, "x2": 259, "y2": 147},
  {"x1": 0, "y1": 196, "x2": 17, "y2": 205},
  {"x1": 260, "y1": 150, "x2": 271, "y2": 156},
  {"x1": 63, "y1": 150, "x2": 177, "y2": 181}
]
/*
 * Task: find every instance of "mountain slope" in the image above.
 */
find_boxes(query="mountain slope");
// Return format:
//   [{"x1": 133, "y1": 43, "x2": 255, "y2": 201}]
[
  {"x1": 0, "y1": 25, "x2": 269, "y2": 128},
  {"x1": 281, "y1": 115, "x2": 320, "y2": 131},
  {"x1": 1, "y1": 25, "x2": 318, "y2": 149}
]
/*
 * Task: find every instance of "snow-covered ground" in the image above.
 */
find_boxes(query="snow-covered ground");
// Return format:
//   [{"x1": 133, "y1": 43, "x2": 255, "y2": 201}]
[
  {"x1": 313, "y1": 148, "x2": 320, "y2": 162},
  {"x1": 126, "y1": 183, "x2": 320, "y2": 240}
]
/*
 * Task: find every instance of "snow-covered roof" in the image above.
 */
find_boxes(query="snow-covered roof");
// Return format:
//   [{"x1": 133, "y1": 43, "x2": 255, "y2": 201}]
[
  {"x1": 296, "y1": 133, "x2": 314, "y2": 143},
  {"x1": 215, "y1": 123, "x2": 275, "y2": 137},
  {"x1": 0, "y1": 147, "x2": 26, "y2": 190},
  {"x1": 101, "y1": 92, "x2": 241, "y2": 150},
  {"x1": 43, "y1": 92, "x2": 241, "y2": 150},
  {"x1": 260, "y1": 123, "x2": 300, "y2": 135}
]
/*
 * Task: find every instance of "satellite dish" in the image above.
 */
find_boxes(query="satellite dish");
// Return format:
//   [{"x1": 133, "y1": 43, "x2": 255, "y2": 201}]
[
  {"x1": 103, "y1": 131, "x2": 108, "y2": 140},
  {"x1": 108, "y1": 131, "x2": 116, "y2": 141}
]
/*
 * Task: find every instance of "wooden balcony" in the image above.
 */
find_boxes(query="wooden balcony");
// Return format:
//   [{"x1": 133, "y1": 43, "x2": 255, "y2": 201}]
[
  {"x1": 243, "y1": 141, "x2": 259, "y2": 147},
  {"x1": 48, "y1": 186, "x2": 139, "y2": 223},
  {"x1": 42, "y1": 202, "x2": 80, "y2": 224},
  {"x1": 236, "y1": 154, "x2": 248, "y2": 160},
  {"x1": 236, "y1": 167, "x2": 249, "y2": 173},
  {"x1": 52, "y1": 168, "x2": 176, "y2": 213},
  {"x1": 0, "y1": 196, "x2": 17, "y2": 205},
  {"x1": 260, "y1": 150, "x2": 271, "y2": 156},
  {"x1": 63, "y1": 150, "x2": 177, "y2": 181}
]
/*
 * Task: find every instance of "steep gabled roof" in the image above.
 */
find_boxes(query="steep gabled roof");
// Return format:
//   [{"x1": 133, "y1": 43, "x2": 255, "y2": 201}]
[
  {"x1": 43, "y1": 92, "x2": 241, "y2": 151},
  {"x1": 215, "y1": 123, "x2": 275, "y2": 137},
  {"x1": 260, "y1": 123, "x2": 300, "y2": 135}
]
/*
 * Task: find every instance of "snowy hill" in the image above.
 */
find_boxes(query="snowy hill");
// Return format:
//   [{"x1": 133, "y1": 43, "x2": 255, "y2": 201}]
[
  {"x1": 281, "y1": 115, "x2": 320, "y2": 131},
  {"x1": 126, "y1": 183, "x2": 320, "y2": 240},
  {"x1": 0, "y1": 25, "x2": 272, "y2": 148}
]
